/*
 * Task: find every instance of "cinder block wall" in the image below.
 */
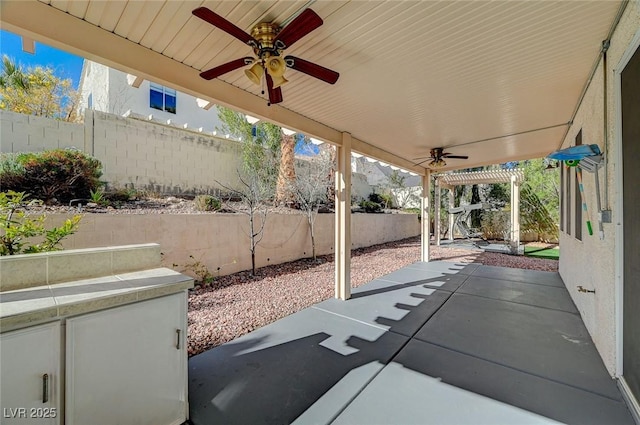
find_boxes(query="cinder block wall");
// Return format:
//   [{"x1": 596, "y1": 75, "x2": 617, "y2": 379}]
[
  {"x1": 0, "y1": 109, "x2": 244, "y2": 195},
  {"x1": 0, "y1": 110, "x2": 84, "y2": 152},
  {"x1": 47, "y1": 212, "x2": 420, "y2": 278},
  {"x1": 90, "y1": 110, "x2": 243, "y2": 194},
  {"x1": 1, "y1": 109, "x2": 375, "y2": 199}
]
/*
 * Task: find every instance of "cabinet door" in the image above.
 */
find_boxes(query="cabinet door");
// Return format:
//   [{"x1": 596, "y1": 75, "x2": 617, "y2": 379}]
[
  {"x1": 65, "y1": 292, "x2": 187, "y2": 425},
  {"x1": 0, "y1": 322, "x2": 61, "y2": 425}
]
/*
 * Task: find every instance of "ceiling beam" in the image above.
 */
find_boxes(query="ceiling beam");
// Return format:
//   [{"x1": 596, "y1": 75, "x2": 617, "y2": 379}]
[{"x1": 0, "y1": 0, "x2": 426, "y2": 175}]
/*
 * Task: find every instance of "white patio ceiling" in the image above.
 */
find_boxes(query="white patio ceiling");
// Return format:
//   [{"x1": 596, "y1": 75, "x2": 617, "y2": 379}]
[{"x1": 0, "y1": 0, "x2": 624, "y2": 173}]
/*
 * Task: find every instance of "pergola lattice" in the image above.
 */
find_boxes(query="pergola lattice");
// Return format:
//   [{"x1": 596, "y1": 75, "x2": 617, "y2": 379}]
[{"x1": 433, "y1": 169, "x2": 524, "y2": 247}]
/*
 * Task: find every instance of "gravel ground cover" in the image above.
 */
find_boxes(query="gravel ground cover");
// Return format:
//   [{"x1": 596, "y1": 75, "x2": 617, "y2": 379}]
[{"x1": 187, "y1": 236, "x2": 559, "y2": 356}]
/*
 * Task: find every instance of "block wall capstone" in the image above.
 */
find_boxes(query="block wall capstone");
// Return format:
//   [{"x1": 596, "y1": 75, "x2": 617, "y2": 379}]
[{"x1": 46, "y1": 212, "x2": 420, "y2": 279}]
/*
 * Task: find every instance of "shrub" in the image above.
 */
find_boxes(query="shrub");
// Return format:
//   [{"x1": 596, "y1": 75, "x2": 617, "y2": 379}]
[
  {"x1": 0, "y1": 190, "x2": 81, "y2": 255},
  {"x1": 194, "y1": 195, "x2": 222, "y2": 212},
  {"x1": 369, "y1": 192, "x2": 393, "y2": 209},
  {"x1": 359, "y1": 199, "x2": 382, "y2": 213},
  {"x1": 0, "y1": 149, "x2": 102, "y2": 203},
  {"x1": 104, "y1": 187, "x2": 136, "y2": 203},
  {"x1": 480, "y1": 210, "x2": 510, "y2": 240}
]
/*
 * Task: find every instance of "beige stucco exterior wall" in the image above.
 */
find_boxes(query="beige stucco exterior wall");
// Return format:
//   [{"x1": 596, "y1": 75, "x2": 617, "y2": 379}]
[
  {"x1": 48, "y1": 212, "x2": 419, "y2": 279},
  {"x1": 558, "y1": 1, "x2": 640, "y2": 376}
]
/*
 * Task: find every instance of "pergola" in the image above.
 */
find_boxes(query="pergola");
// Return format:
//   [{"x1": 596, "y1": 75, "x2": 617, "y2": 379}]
[
  {"x1": 433, "y1": 169, "x2": 525, "y2": 248},
  {"x1": 0, "y1": 0, "x2": 626, "y2": 300}
]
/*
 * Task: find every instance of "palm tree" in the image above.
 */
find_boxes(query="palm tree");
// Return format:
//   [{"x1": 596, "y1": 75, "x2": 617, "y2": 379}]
[{"x1": 0, "y1": 55, "x2": 30, "y2": 90}]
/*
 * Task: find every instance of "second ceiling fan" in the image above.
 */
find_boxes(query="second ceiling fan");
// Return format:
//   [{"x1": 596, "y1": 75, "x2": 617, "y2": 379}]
[
  {"x1": 415, "y1": 148, "x2": 469, "y2": 168},
  {"x1": 192, "y1": 7, "x2": 339, "y2": 105}
]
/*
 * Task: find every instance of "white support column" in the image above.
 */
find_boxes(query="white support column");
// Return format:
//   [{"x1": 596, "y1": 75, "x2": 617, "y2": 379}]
[
  {"x1": 335, "y1": 132, "x2": 352, "y2": 300},
  {"x1": 448, "y1": 189, "x2": 455, "y2": 241},
  {"x1": 511, "y1": 175, "x2": 521, "y2": 249},
  {"x1": 421, "y1": 172, "x2": 431, "y2": 262},
  {"x1": 435, "y1": 178, "x2": 441, "y2": 246}
]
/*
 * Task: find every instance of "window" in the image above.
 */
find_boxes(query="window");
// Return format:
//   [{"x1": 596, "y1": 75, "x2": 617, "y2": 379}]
[
  {"x1": 574, "y1": 130, "x2": 582, "y2": 240},
  {"x1": 150, "y1": 83, "x2": 176, "y2": 114}
]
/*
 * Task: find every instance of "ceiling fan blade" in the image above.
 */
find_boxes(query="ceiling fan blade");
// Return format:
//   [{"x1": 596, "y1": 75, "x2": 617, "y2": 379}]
[
  {"x1": 414, "y1": 158, "x2": 433, "y2": 166},
  {"x1": 443, "y1": 155, "x2": 469, "y2": 159},
  {"x1": 265, "y1": 73, "x2": 283, "y2": 104},
  {"x1": 200, "y1": 57, "x2": 254, "y2": 80},
  {"x1": 274, "y1": 9, "x2": 323, "y2": 49},
  {"x1": 193, "y1": 7, "x2": 256, "y2": 46},
  {"x1": 284, "y1": 56, "x2": 339, "y2": 84}
]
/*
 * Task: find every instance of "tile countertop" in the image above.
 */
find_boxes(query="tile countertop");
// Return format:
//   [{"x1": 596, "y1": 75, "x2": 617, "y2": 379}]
[{"x1": 0, "y1": 268, "x2": 194, "y2": 333}]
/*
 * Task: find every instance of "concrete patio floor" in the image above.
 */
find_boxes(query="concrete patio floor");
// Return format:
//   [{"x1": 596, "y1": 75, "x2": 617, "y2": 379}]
[{"x1": 188, "y1": 261, "x2": 635, "y2": 425}]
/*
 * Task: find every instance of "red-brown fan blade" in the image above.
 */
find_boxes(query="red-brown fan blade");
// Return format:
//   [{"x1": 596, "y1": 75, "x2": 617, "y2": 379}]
[
  {"x1": 193, "y1": 7, "x2": 256, "y2": 46},
  {"x1": 265, "y1": 73, "x2": 283, "y2": 105},
  {"x1": 200, "y1": 57, "x2": 253, "y2": 80},
  {"x1": 284, "y1": 56, "x2": 339, "y2": 84},
  {"x1": 274, "y1": 9, "x2": 323, "y2": 49},
  {"x1": 444, "y1": 154, "x2": 469, "y2": 159}
]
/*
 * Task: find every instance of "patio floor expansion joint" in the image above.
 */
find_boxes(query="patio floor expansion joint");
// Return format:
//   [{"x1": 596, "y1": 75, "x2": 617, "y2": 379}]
[
  {"x1": 413, "y1": 338, "x2": 625, "y2": 403},
  {"x1": 310, "y1": 305, "x2": 391, "y2": 332},
  {"x1": 455, "y1": 290, "x2": 581, "y2": 315}
]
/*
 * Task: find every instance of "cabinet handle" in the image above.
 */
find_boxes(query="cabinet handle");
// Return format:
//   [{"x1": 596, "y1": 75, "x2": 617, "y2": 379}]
[
  {"x1": 176, "y1": 329, "x2": 181, "y2": 350},
  {"x1": 42, "y1": 373, "x2": 49, "y2": 403}
]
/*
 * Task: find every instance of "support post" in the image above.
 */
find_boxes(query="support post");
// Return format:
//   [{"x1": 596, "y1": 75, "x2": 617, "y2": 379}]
[
  {"x1": 435, "y1": 178, "x2": 441, "y2": 246},
  {"x1": 448, "y1": 188, "x2": 455, "y2": 241},
  {"x1": 335, "y1": 132, "x2": 352, "y2": 300},
  {"x1": 420, "y1": 172, "x2": 431, "y2": 262},
  {"x1": 510, "y1": 175, "x2": 521, "y2": 250}
]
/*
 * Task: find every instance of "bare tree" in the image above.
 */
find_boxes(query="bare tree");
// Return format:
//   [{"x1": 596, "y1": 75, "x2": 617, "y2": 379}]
[
  {"x1": 289, "y1": 147, "x2": 334, "y2": 261},
  {"x1": 216, "y1": 167, "x2": 274, "y2": 276}
]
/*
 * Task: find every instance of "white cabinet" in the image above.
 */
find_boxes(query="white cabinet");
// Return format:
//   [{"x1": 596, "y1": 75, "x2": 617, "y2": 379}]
[
  {"x1": 65, "y1": 292, "x2": 188, "y2": 425},
  {"x1": 0, "y1": 322, "x2": 61, "y2": 425}
]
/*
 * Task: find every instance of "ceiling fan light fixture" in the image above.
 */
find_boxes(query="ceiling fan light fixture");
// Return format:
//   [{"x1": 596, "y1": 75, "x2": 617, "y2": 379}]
[
  {"x1": 266, "y1": 56, "x2": 288, "y2": 88},
  {"x1": 245, "y1": 62, "x2": 264, "y2": 86},
  {"x1": 431, "y1": 159, "x2": 447, "y2": 168}
]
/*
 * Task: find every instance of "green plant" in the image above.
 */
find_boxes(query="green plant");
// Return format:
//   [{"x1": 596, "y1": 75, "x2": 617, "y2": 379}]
[
  {"x1": 0, "y1": 55, "x2": 81, "y2": 121},
  {"x1": 173, "y1": 255, "x2": 215, "y2": 286},
  {"x1": 480, "y1": 210, "x2": 510, "y2": 240},
  {"x1": 89, "y1": 188, "x2": 105, "y2": 205},
  {"x1": 359, "y1": 199, "x2": 382, "y2": 213},
  {"x1": 194, "y1": 195, "x2": 222, "y2": 212},
  {"x1": 0, "y1": 150, "x2": 102, "y2": 203},
  {"x1": 403, "y1": 207, "x2": 421, "y2": 221},
  {"x1": 104, "y1": 187, "x2": 136, "y2": 203},
  {"x1": 0, "y1": 191, "x2": 81, "y2": 255}
]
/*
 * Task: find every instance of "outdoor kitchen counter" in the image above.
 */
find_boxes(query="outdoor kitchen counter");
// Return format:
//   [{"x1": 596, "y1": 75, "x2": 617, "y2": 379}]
[
  {"x1": 0, "y1": 267, "x2": 193, "y2": 333},
  {"x1": 0, "y1": 244, "x2": 194, "y2": 333}
]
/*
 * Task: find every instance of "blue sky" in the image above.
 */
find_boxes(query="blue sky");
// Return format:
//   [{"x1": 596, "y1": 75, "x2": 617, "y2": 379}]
[{"x1": 0, "y1": 29, "x2": 84, "y2": 89}]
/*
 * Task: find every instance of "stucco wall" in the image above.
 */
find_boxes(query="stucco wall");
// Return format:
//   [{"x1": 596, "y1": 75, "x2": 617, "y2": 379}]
[
  {"x1": 558, "y1": 1, "x2": 640, "y2": 375},
  {"x1": 47, "y1": 212, "x2": 420, "y2": 279},
  {"x1": 79, "y1": 61, "x2": 225, "y2": 132}
]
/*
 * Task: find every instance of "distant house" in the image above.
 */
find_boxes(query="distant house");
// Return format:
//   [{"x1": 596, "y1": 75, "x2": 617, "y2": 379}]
[{"x1": 77, "y1": 60, "x2": 224, "y2": 133}]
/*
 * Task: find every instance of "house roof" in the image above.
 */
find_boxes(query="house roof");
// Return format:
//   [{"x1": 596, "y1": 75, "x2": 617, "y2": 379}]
[{"x1": 0, "y1": 0, "x2": 626, "y2": 173}]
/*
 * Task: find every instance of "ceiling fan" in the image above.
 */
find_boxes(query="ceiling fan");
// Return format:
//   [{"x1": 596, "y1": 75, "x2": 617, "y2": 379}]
[
  {"x1": 415, "y1": 148, "x2": 469, "y2": 168},
  {"x1": 192, "y1": 7, "x2": 339, "y2": 105}
]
